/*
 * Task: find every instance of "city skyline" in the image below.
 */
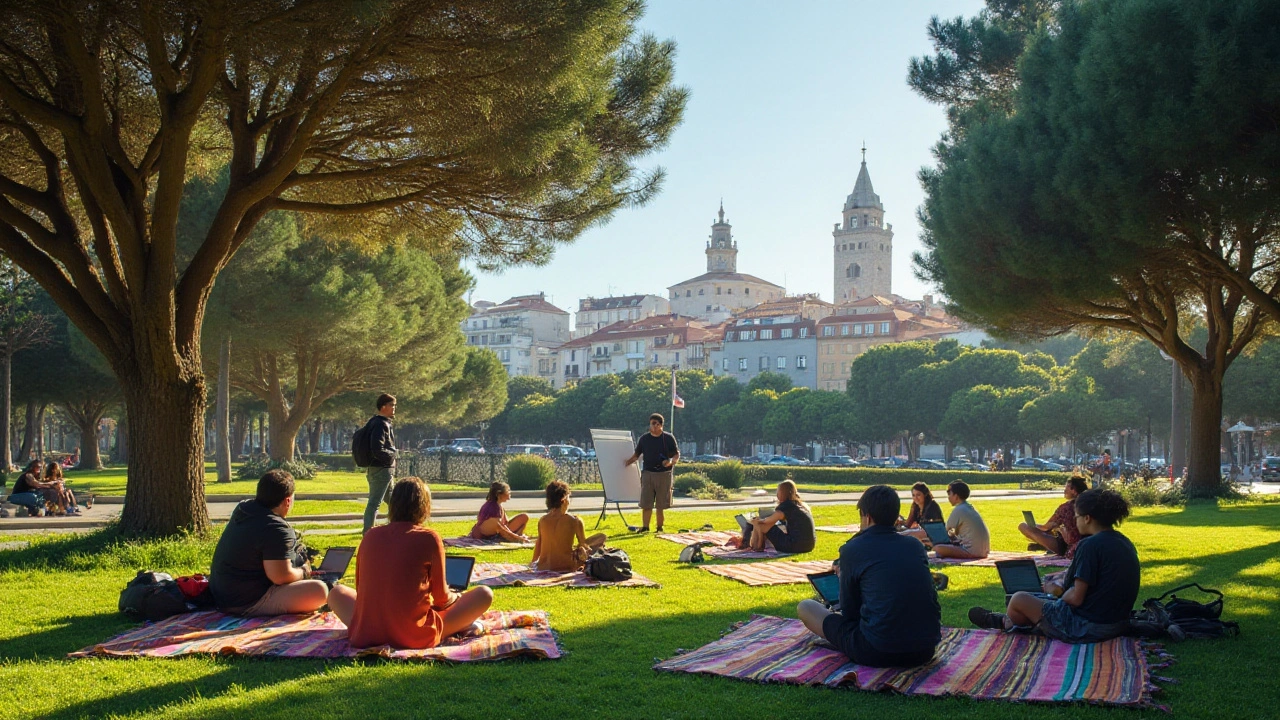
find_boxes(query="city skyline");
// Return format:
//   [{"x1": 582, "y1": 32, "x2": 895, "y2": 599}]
[{"x1": 467, "y1": 0, "x2": 985, "y2": 325}]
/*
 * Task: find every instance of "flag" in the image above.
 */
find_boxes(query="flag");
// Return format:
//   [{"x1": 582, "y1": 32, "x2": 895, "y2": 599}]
[{"x1": 671, "y1": 368, "x2": 685, "y2": 409}]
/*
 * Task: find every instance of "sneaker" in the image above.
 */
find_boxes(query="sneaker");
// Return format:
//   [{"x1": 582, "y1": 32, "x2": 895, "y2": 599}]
[
  {"x1": 69, "y1": 507, "x2": 83, "y2": 516},
  {"x1": 968, "y1": 606, "x2": 1008, "y2": 631},
  {"x1": 655, "y1": 526, "x2": 664, "y2": 533},
  {"x1": 456, "y1": 620, "x2": 485, "y2": 639},
  {"x1": 637, "y1": 526, "x2": 650, "y2": 533},
  {"x1": 931, "y1": 572, "x2": 949, "y2": 591}
]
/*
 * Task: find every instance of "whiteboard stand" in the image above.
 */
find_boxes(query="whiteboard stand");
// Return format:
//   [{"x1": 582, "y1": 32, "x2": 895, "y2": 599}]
[{"x1": 590, "y1": 428, "x2": 642, "y2": 531}]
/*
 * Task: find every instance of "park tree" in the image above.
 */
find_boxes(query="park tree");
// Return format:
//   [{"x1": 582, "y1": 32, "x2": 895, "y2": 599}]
[
  {"x1": 846, "y1": 340, "x2": 961, "y2": 455},
  {"x1": 0, "y1": 258, "x2": 50, "y2": 470},
  {"x1": 551, "y1": 375, "x2": 622, "y2": 445},
  {"x1": 1069, "y1": 335, "x2": 1175, "y2": 448},
  {"x1": 913, "y1": 0, "x2": 1280, "y2": 496},
  {"x1": 0, "y1": 1, "x2": 686, "y2": 534},
  {"x1": 1224, "y1": 339, "x2": 1280, "y2": 424},
  {"x1": 761, "y1": 388, "x2": 812, "y2": 447},
  {"x1": 479, "y1": 375, "x2": 554, "y2": 444},
  {"x1": 507, "y1": 393, "x2": 559, "y2": 445},
  {"x1": 939, "y1": 384, "x2": 1042, "y2": 458},
  {"x1": 713, "y1": 388, "x2": 778, "y2": 457}
]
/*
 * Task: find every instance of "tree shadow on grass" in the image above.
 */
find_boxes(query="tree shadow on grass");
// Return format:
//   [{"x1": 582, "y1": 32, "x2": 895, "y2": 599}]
[{"x1": 1126, "y1": 499, "x2": 1280, "y2": 529}]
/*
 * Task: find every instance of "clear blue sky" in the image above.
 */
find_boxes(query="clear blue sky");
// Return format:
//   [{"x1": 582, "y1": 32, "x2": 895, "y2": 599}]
[{"x1": 468, "y1": 0, "x2": 985, "y2": 326}]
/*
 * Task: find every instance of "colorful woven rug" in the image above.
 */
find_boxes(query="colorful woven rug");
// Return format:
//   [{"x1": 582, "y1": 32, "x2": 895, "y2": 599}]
[
  {"x1": 443, "y1": 536, "x2": 535, "y2": 550},
  {"x1": 928, "y1": 549, "x2": 1072, "y2": 568},
  {"x1": 703, "y1": 545, "x2": 794, "y2": 560},
  {"x1": 815, "y1": 525, "x2": 859, "y2": 534},
  {"x1": 473, "y1": 562, "x2": 659, "y2": 589},
  {"x1": 655, "y1": 530, "x2": 738, "y2": 546},
  {"x1": 69, "y1": 609, "x2": 561, "y2": 661},
  {"x1": 700, "y1": 560, "x2": 835, "y2": 586},
  {"x1": 655, "y1": 615, "x2": 1166, "y2": 708}
]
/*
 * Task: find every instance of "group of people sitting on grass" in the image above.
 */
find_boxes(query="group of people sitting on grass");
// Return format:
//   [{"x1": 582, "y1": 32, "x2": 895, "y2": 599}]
[
  {"x1": 7, "y1": 460, "x2": 82, "y2": 516},
  {"x1": 208, "y1": 469, "x2": 613, "y2": 650},
  {"x1": 799, "y1": 482, "x2": 1140, "y2": 667}
]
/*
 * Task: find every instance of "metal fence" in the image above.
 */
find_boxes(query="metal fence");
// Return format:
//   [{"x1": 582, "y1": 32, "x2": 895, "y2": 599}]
[{"x1": 396, "y1": 452, "x2": 602, "y2": 487}]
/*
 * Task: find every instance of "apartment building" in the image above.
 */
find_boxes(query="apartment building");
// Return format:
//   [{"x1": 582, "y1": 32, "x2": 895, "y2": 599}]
[{"x1": 462, "y1": 293, "x2": 570, "y2": 381}]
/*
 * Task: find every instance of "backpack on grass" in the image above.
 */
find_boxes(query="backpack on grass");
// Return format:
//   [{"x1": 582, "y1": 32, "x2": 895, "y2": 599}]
[
  {"x1": 119, "y1": 571, "x2": 193, "y2": 622},
  {"x1": 584, "y1": 547, "x2": 633, "y2": 581},
  {"x1": 1131, "y1": 582, "x2": 1239, "y2": 640},
  {"x1": 351, "y1": 419, "x2": 374, "y2": 468},
  {"x1": 677, "y1": 541, "x2": 714, "y2": 564}
]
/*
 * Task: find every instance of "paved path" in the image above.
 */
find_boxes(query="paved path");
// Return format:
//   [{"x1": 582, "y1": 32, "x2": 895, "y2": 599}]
[{"x1": 5, "y1": 482, "x2": 1278, "y2": 535}]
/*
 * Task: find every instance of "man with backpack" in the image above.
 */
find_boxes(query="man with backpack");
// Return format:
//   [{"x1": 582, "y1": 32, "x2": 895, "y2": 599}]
[{"x1": 355, "y1": 393, "x2": 398, "y2": 532}]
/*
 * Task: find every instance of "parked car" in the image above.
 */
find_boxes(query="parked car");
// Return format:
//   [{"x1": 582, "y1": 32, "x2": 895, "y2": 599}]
[
  {"x1": 547, "y1": 444, "x2": 586, "y2": 459},
  {"x1": 444, "y1": 438, "x2": 485, "y2": 454},
  {"x1": 503, "y1": 444, "x2": 549, "y2": 457},
  {"x1": 903, "y1": 459, "x2": 948, "y2": 470},
  {"x1": 947, "y1": 460, "x2": 988, "y2": 471},
  {"x1": 691, "y1": 454, "x2": 730, "y2": 463},
  {"x1": 767, "y1": 455, "x2": 809, "y2": 466},
  {"x1": 859, "y1": 457, "x2": 902, "y2": 468},
  {"x1": 1013, "y1": 457, "x2": 1064, "y2": 471},
  {"x1": 819, "y1": 455, "x2": 859, "y2": 467},
  {"x1": 1138, "y1": 457, "x2": 1167, "y2": 471},
  {"x1": 584, "y1": 449, "x2": 597, "y2": 460},
  {"x1": 1260, "y1": 456, "x2": 1280, "y2": 481}
]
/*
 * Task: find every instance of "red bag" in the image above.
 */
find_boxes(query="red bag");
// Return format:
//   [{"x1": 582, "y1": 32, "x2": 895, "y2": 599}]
[{"x1": 176, "y1": 574, "x2": 209, "y2": 599}]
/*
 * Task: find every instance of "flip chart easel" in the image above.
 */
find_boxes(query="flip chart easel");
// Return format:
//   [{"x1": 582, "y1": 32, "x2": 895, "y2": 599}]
[{"x1": 590, "y1": 428, "x2": 641, "y2": 529}]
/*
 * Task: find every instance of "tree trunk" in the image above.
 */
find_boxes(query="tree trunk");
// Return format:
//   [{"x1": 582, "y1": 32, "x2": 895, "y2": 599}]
[
  {"x1": 75, "y1": 415, "x2": 105, "y2": 470},
  {"x1": 231, "y1": 411, "x2": 247, "y2": 460},
  {"x1": 1184, "y1": 367, "x2": 1226, "y2": 497},
  {"x1": 33, "y1": 403, "x2": 45, "y2": 460},
  {"x1": 1, "y1": 344, "x2": 11, "y2": 471},
  {"x1": 215, "y1": 336, "x2": 233, "y2": 483},
  {"x1": 114, "y1": 414, "x2": 130, "y2": 465},
  {"x1": 118, "y1": 377, "x2": 210, "y2": 536},
  {"x1": 308, "y1": 418, "x2": 322, "y2": 456}
]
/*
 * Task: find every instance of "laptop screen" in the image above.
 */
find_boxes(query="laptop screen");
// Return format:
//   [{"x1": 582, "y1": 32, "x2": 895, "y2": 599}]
[
  {"x1": 759, "y1": 505, "x2": 776, "y2": 519},
  {"x1": 445, "y1": 556, "x2": 476, "y2": 590},
  {"x1": 996, "y1": 560, "x2": 1043, "y2": 594},
  {"x1": 734, "y1": 514, "x2": 751, "y2": 534},
  {"x1": 316, "y1": 547, "x2": 355, "y2": 575},
  {"x1": 921, "y1": 522, "x2": 951, "y2": 546},
  {"x1": 1022, "y1": 510, "x2": 1037, "y2": 527},
  {"x1": 807, "y1": 571, "x2": 841, "y2": 604}
]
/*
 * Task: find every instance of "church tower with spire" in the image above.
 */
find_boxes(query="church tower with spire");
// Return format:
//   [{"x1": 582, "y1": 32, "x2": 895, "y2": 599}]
[
  {"x1": 706, "y1": 202, "x2": 737, "y2": 272},
  {"x1": 832, "y1": 148, "x2": 893, "y2": 302}
]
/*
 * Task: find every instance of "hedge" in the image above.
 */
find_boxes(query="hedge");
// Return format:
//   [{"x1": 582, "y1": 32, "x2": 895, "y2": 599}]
[
  {"x1": 302, "y1": 453, "x2": 357, "y2": 472},
  {"x1": 672, "y1": 463, "x2": 1068, "y2": 488}
]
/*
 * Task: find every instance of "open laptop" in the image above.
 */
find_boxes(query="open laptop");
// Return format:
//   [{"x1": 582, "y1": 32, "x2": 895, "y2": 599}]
[
  {"x1": 310, "y1": 546, "x2": 355, "y2": 586},
  {"x1": 1022, "y1": 510, "x2": 1038, "y2": 527},
  {"x1": 734, "y1": 513, "x2": 752, "y2": 535},
  {"x1": 445, "y1": 555, "x2": 476, "y2": 592},
  {"x1": 921, "y1": 521, "x2": 953, "y2": 546},
  {"x1": 806, "y1": 570, "x2": 841, "y2": 611},
  {"x1": 758, "y1": 505, "x2": 776, "y2": 519},
  {"x1": 994, "y1": 558, "x2": 1056, "y2": 605}
]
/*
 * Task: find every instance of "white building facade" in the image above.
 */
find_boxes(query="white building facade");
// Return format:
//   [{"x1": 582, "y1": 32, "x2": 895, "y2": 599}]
[{"x1": 462, "y1": 294, "x2": 570, "y2": 383}]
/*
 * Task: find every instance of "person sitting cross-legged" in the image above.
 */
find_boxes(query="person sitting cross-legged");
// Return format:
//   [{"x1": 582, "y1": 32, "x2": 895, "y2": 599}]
[
  {"x1": 743, "y1": 479, "x2": 815, "y2": 554},
  {"x1": 531, "y1": 481, "x2": 605, "y2": 572},
  {"x1": 7, "y1": 460, "x2": 55, "y2": 516},
  {"x1": 969, "y1": 488, "x2": 1140, "y2": 644},
  {"x1": 209, "y1": 469, "x2": 355, "y2": 617},
  {"x1": 798, "y1": 484, "x2": 941, "y2": 668},
  {"x1": 339, "y1": 476, "x2": 494, "y2": 649},
  {"x1": 469, "y1": 481, "x2": 530, "y2": 542},
  {"x1": 1019, "y1": 476, "x2": 1087, "y2": 557},
  {"x1": 897, "y1": 482, "x2": 943, "y2": 530}
]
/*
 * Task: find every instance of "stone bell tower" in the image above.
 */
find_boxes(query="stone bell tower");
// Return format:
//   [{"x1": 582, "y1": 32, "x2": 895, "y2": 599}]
[
  {"x1": 706, "y1": 201, "x2": 737, "y2": 272},
  {"x1": 832, "y1": 147, "x2": 893, "y2": 302}
]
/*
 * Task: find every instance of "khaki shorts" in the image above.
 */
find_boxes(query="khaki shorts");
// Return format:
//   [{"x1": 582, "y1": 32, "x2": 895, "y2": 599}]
[
  {"x1": 640, "y1": 470, "x2": 674, "y2": 510},
  {"x1": 239, "y1": 581, "x2": 323, "y2": 617}
]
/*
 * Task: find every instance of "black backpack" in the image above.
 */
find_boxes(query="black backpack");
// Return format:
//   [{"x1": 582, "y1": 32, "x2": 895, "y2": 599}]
[
  {"x1": 1131, "y1": 583, "x2": 1239, "y2": 640},
  {"x1": 118, "y1": 571, "x2": 193, "y2": 622},
  {"x1": 352, "y1": 418, "x2": 375, "y2": 468},
  {"x1": 584, "y1": 547, "x2": 633, "y2": 581}
]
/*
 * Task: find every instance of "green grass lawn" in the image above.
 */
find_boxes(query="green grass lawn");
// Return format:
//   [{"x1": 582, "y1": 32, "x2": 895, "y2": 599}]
[{"x1": 2, "y1": 498, "x2": 1277, "y2": 719}]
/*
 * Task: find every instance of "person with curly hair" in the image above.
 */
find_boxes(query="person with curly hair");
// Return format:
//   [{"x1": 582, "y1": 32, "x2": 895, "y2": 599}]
[
  {"x1": 968, "y1": 488, "x2": 1139, "y2": 643},
  {"x1": 530, "y1": 481, "x2": 605, "y2": 571}
]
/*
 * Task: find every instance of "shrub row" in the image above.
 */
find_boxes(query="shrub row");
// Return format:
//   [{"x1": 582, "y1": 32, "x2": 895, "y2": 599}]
[
  {"x1": 673, "y1": 463, "x2": 1069, "y2": 488},
  {"x1": 302, "y1": 453, "x2": 357, "y2": 472}
]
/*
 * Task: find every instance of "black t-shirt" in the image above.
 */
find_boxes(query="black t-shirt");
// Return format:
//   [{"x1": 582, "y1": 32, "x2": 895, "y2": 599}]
[
  {"x1": 835, "y1": 525, "x2": 941, "y2": 654},
  {"x1": 12, "y1": 472, "x2": 37, "y2": 494},
  {"x1": 634, "y1": 431, "x2": 678, "y2": 473},
  {"x1": 210, "y1": 500, "x2": 300, "y2": 612},
  {"x1": 774, "y1": 499, "x2": 815, "y2": 552},
  {"x1": 1064, "y1": 529, "x2": 1140, "y2": 624},
  {"x1": 905, "y1": 499, "x2": 943, "y2": 527}
]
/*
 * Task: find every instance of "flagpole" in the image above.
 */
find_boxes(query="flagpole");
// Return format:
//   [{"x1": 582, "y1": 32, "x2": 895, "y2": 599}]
[{"x1": 670, "y1": 367, "x2": 676, "y2": 434}]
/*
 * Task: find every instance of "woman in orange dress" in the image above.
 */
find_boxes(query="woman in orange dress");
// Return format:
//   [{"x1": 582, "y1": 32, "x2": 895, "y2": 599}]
[{"x1": 335, "y1": 476, "x2": 493, "y2": 648}]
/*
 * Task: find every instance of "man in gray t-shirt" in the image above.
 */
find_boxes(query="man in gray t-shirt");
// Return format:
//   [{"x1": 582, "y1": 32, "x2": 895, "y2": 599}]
[{"x1": 938, "y1": 481, "x2": 990, "y2": 559}]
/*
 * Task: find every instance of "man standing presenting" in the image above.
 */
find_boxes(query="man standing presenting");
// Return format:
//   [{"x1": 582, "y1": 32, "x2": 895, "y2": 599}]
[
  {"x1": 624, "y1": 413, "x2": 679, "y2": 533},
  {"x1": 363, "y1": 393, "x2": 398, "y2": 532}
]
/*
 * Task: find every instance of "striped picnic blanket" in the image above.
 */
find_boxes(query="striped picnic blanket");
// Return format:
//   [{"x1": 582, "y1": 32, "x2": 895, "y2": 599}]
[
  {"x1": 929, "y1": 550, "x2": 1072, "y2": 568},
  {"x1": 443, "y1": 536, "x2": 535, "y2": 550},
  {"x1": 473, "y1": 562, "x2": 659, "y2": 589},
  {"x1": 814, "y1": 525, "x2": 860, "y2": 534},
  {"x1": 655, "y1": 614, "x2": 1164, "y2": 708},
  {"x1": 700, "y1": 560, "x2": 835, "y2": 587},
  {"x1": 69, "y1": 609, "x2": 560, "y2": 661},
  {"x1": 702, "y1": 545, "x2": 794, "y2": 560},
  {"x1": 655, "y1": 531, "x2": 738, "y2": 546}
]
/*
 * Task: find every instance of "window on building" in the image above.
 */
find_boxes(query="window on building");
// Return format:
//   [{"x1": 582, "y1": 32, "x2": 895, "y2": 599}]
[
  {"x1": 692, "y1": 344, "x2": 704, "y2": 359},
  {"x1": 862, "y1": 213, "x2": 868, "y2": 226},
  {"x1": 822, "y1": 326, "x2": 835, "y2": 336},
  {"x1": 727, "y1": 288, "x2": 733, "y2": 294},
  {"x1": 853, "y1": 324, "x2": 863, "y2": 336},
  {"x1": 745, "y1": 288, "x2": 750, "y2": 295},
  {"x1": 797, "y1": 355, "x2": 807, "y2": 369},
  {"x1": 716, "y1": 287, "x2": 722, "y2": 295},
  {"x1": 500, "y1": 349, "x2": 510, "y2": 361},
  {"x1": 841, "y1": 361, "x2": 850, "y2": 373},
  {"x1": 721, "y1": 357, "x2": 730, "y2": 371},
  {"x1": 776, "y1": 356, "x2": 786, "y2": 369},
  {"x1": 738, "y1": 358, "x2": 747, "y2": 371},
  {"x1": 699, "y1": 289, "x2": 704, "y2": 295},
  {"x1": 759, "y1": 356, "x2": 768, "y2": 370},
  {"x1": 846, "y1": 263, "x2": 861, "y2": 279},
  {"x1": 685, "y1": 290, "x2": 691, "y2": 297},
  {"x1": 844, "y1": 343, "x2": 853, "y2": 353},
  {"x1": 725, "y1": 331, "x2": 735, "y2": 341},
  {"x1": 841, "y1": 324, "x2": 850, "y2": 336},
  {"x1": 865, "y1": 323, "x2": 875, "y2": 334},
  {"x1": 800, "y1": 327, "x2": 809, "y2": 338},
  {"x1": 652, "y1": 353, "x2": 658, "y2": 363},
  {"x1": 675, "y1": 352, "x2": 680, "y2": 363},
  {"x1": 760, "y1": 329, "x2": 773, "y2": 340},
  {"x1": 880, "y1": 322, "x2": 890, "y2": 334},
  {"x1": 780, "y1": 328, "x2": 793, "y2": 339}
]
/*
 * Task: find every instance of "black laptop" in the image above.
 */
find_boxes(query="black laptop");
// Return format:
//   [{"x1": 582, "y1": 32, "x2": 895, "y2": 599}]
[
  {"x1": 994, "y1": 558, "x2": 1056, "y2": 605},
  {"x1": 806, "y1": 570, "x2": 841, "y2": 611},
  {"x1": 310, "y1": 546, "x2": 355, "y2": 587},
  {"x1": 921, "y1": 521, "x2": 953, "y2": 546},
  {"x1": 445, "y1": 555, "x2": 476, "y2": 592},
  {"x1": 1022, "y1": 510, "x2": 1038, "y2": 527}
]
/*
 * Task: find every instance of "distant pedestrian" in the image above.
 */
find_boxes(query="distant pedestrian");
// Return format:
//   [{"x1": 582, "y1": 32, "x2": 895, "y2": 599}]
[
  {"x1": 361, "y1": 393, "x2": 398, "y2": 532},
  {"x1": 624, "y1": 412, "x2": 679, "y2": 533}
]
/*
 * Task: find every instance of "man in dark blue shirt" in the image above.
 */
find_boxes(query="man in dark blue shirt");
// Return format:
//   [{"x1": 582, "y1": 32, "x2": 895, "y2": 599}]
[
  {"x1": 798, "y1": 484, "x2": 941, "y2": 667},
  {"x1": 624, "y1": 413, "x2": 679, "y2": 533}
]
